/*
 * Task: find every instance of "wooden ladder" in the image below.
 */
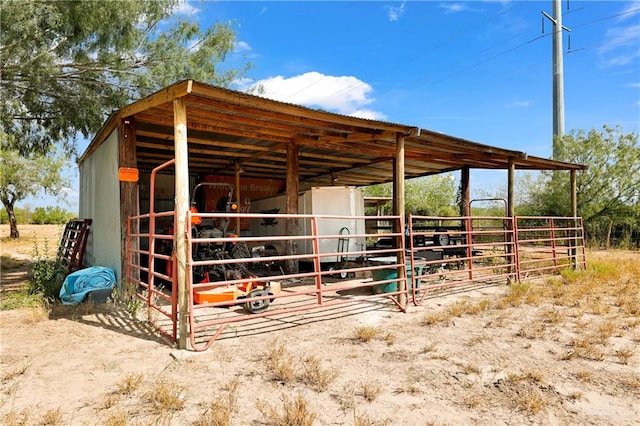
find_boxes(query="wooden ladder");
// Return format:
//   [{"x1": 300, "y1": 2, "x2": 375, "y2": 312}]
[{"x1": 57, "y1": 219, "x2": 92, "y2": 276}]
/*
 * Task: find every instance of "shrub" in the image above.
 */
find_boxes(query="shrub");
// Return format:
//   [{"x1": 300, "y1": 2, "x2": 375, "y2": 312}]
[{"x1": 28, "y1": 240, "x2": 66, "y2": 299}]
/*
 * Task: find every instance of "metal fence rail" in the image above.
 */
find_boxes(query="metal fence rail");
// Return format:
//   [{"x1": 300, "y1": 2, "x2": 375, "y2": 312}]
[
  {"x1": 514, "y1": 216, "x2": 587, "y2": 278},
  {"x1": 408, "y1": 215, "x2": 517, "y2": 305},
  {"x1": 125, "y1": 207, "x2": 586, "y2": 349},
  {"x1": 125, "y1": 159, "x2": 178, "y2": 343},
  {"x1": 184, "y1": 212, "x2": 406, "y2": 351}
]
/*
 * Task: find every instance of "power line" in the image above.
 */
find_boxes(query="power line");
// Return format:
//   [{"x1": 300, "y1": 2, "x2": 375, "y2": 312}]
[
  {"x1": 278, "y1": 3, "x2": 638, "y2": 119},
  {"x1": 413, "y1": 34, "x2": 549, "y2": 92},
  {"x1": 288, "y1": 1, "x2": 528, "y2": 104},
  {"x1": 390, "y1": 5, "x2": 639, "y2": 113}
]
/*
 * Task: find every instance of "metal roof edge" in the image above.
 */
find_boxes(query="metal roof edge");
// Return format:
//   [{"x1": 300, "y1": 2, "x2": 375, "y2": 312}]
[{"x1": 188, "y1": 80, "x2": 415, "y2": 134}]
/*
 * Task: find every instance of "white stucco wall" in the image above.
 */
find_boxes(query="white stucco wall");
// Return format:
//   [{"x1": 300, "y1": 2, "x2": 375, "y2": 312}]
[{"x1": 79, "y1": 129, "x2": 122, "y2": 281}]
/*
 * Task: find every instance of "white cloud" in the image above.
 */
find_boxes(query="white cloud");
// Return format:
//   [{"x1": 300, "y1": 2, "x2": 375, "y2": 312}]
[
  {"x1": 386, "y1": 2, "x2": 406, "y2": 21},
  {"x1": 618, "y1": 1, "x2": 640, "y2": 22},
  {"x1": 350, "y1": 109, "x2": 387, "y2": 121},
  {"x1": 173, "y1": 0, "x2": 199, "y2": 16},
  {"x1": 439, "y1": 2, "x2": 469, "y2": 13},
  {"x1": 246, "y1": 72, "x2": 386, "y2": 119},
  {"x1": 507, "y1": 100, "x2": 531, "y2": 108},
  {"x1": 186, "y1": 38, "x2": 201, "y2": 52},
  {"x1": 235, "y1": 41, "x2": 252, "y2": 53},
  {"x1": 599, "y1": 24, "x2": 640, "y2": 54},
  {"x1": 597, "y1": 23, "x2": 640, "y2": 68}
]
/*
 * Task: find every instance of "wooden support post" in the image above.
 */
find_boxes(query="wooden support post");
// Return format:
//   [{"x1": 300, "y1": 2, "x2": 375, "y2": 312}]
[
  {"x1": 173, "y1": 98, "x2": 190, "y2": 350},
  {"x1": 507, "y1": 159, "x2": 515, "y2": 217},
  {"x1": 394, "y1": 133, "x2": 406, "y2": 308},
  {"x1": 119, "y1": 118, "x2": 138, "y2": 284},
  {"x1": 285, "y1": 142, "x2": 299, "y2": 274},
  {"x1": 235, "y1": 162, "x2": 241, "y2": 235},
  {"x1": 460, "y1": 166, "x2": 470, "y2": 217}
]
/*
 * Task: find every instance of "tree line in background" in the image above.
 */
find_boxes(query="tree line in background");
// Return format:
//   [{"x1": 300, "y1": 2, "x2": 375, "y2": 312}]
[
  {"x1": 0, "y1": 206, "x2": 75, "y2": 226},
  {"x1": 365, "y1": 125, "x2": 639, "y2": 249},
  {"x1": 1, "y1": 3, "x2": 637, "y2": 248}
]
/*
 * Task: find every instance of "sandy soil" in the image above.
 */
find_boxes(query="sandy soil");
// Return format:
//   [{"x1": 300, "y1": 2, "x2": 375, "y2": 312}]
[{"x1": 1, "y1": 225, "x2": 639, "y2": 425}]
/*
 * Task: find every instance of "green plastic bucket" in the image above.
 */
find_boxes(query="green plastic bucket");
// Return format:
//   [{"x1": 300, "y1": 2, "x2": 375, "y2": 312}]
[
  {"x1": 372, "y1": 268, "x2": 398, "y2": 294},
  {"x1": 371, "y1": 265, "x2": 421, "y2": 294}
]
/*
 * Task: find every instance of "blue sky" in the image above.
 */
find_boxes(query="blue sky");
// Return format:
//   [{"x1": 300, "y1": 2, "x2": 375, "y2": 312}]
[{"x1": 24, "y1": 0, "x2": 640, "y2": 211}]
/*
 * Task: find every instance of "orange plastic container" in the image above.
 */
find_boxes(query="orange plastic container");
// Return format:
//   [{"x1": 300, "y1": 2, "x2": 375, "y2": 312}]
[{"x1": 193, "y1": 287, "x2": 242, "y2": 305}]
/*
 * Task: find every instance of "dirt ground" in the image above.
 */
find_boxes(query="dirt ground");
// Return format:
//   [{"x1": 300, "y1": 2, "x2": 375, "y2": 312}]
[{"x1": 1, "y1": 225, "x2": 639, "y2": 425}]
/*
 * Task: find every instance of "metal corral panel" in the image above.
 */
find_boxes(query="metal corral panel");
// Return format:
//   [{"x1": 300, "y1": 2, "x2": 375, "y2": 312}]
[
  {"x1": 79, "y1": 129, "x2": 122, "y2": 280},
  {"x1": 250, "y1": 186, "x2": 365, "y2": 263}
]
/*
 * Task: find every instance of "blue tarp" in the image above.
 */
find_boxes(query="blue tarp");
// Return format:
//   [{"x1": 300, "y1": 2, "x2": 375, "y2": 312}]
[{"x1": 59, "y1": 266, "x2": 116, "y2": 305}]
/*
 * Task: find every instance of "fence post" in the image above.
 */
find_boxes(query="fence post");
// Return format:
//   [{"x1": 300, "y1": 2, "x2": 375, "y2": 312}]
[
  {"x1": 507, "y1": 158, "x2": 516, "y2": 283},
  {"x1": 570, "y1": 170, "x2": 578, "y2": 268}
]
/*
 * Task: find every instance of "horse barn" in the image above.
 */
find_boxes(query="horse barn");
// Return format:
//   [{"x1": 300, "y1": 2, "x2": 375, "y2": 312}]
[{"x1": 78, "y1": 79, "x2": 587, "y2": 350}]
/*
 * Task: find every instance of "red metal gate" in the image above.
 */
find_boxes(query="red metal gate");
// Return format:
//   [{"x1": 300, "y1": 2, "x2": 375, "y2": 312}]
[{"x1": 125, "y1": 171, "x2": 586, "y2": 349}]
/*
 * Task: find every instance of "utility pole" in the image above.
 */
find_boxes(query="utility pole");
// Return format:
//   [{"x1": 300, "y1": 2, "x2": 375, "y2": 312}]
[{"x1": 542, "y1": 0, "x2": 571, "y2": 160}]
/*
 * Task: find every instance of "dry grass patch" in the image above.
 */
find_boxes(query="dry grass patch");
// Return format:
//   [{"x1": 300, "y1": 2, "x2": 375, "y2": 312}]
[
  {"x1": 102, "y1": 411, "x2": 131, "y2": 426},
  {"x1": 1, "y1": 409, "x2": 31, "y2": 426},
  {"x1": 492, "y1": 371, "x2": 550, "y2": 415},
  {"x1": 265, "y1": 340, "x2": 296, "y2": 384},
  {"x1": 332, "y1": 382, "x2": 356, "y2": 411},
  {"x1": 563, "y1": 338, "x2": 606, "y2": 361},
  {"x1": 621, "y1": 373, "x2": 640, "y2": 391},
  {"x1": 256, "y1": 393, "x2": 316, "y2": 426},
  {"x1": 353, "y1": 326, "x2": 378, "y2": 342},
  {"x1": 299, "y1": 355, "x2": 337, "y2": 392},
  {"x1": 263, "y1": 341, "x2": 336, "y2": 391},
  {"x1": 496, "y1": 282, "x2": 532, "y2": 308},
  {"x1": 353, "y1": 413, "x2": 392, "y2": 426},
  {"x1": 360, "y1": 382, "x2": 382, "y2": 402},
  {"x1": 422, "y1": 298, "x2": 492, "y2": 326},
  {"x1": 461, "y1": 363, "x2": 481, "y2": 375},
  {"x1": 516, "y1": 320, "x2": 547, "y2": 340},
  {"x1": 145, "y1": 379, "x2": 186, "y2": 412},
  {"x1": 574, "y1": 370, "x2": 594, "y2": 382},
  {"x1": 38, "y1": 408, "x2": 63, "y2": 425},
  {"x1": 420, "y1": 342, "x2": 437, "y2": 353},
  {"x1": 393, "y1": 382, "x2": 422, "y2": 395},
  {"x1": 352, "y1": 326, "x2": 397, "y2": 345},
  {"x1": 614, "y1": 348, "x2": 634, "y2": 365},
  {"x1": 195, "y1": 379, "x2": 239, "y2": 426},
  {"x1": 116, "y1": 373, "x2": 143, "y2": 396},
  {"x1": 1, "y1": 364, "x2": 29, "y2": 383}
]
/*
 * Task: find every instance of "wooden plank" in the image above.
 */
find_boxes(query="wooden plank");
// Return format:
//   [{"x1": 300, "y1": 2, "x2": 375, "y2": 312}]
[
  {"x1": 285, "y1": 143, "x2": 299, "y2": 274},
  {"x1": 190, "y1": 81, "x2": 414, "y2": 134},
  {"x1": 119, "y1": 118, "x2": 138, "y2": 279},
  {"x1": 173, "y1": 98, "x2": 190, "y2": 350},
  {"x1": 394, "y1": 133, "x2": 406, "y2": 308},
  {"x1": 120, "y1": 80, "x2": 192, "y2": 118}
]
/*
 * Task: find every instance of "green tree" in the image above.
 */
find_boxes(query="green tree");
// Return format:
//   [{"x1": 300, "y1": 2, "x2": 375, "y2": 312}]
[
  {"x1": 523, "y1": 125, "x2": 640, "y2": 246},
  {"x1": 364, "y1": 174, "x2": 458, "y2": 216},
  {"x1": 31, "y1": 206, "x2": 75, "y2": 224},
  {"x1": 0, "y1": 146, "x2": 69, "y2": 238},
  {"x1": 1, "y1": 0, "x2": 248, "y2": 156}
]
